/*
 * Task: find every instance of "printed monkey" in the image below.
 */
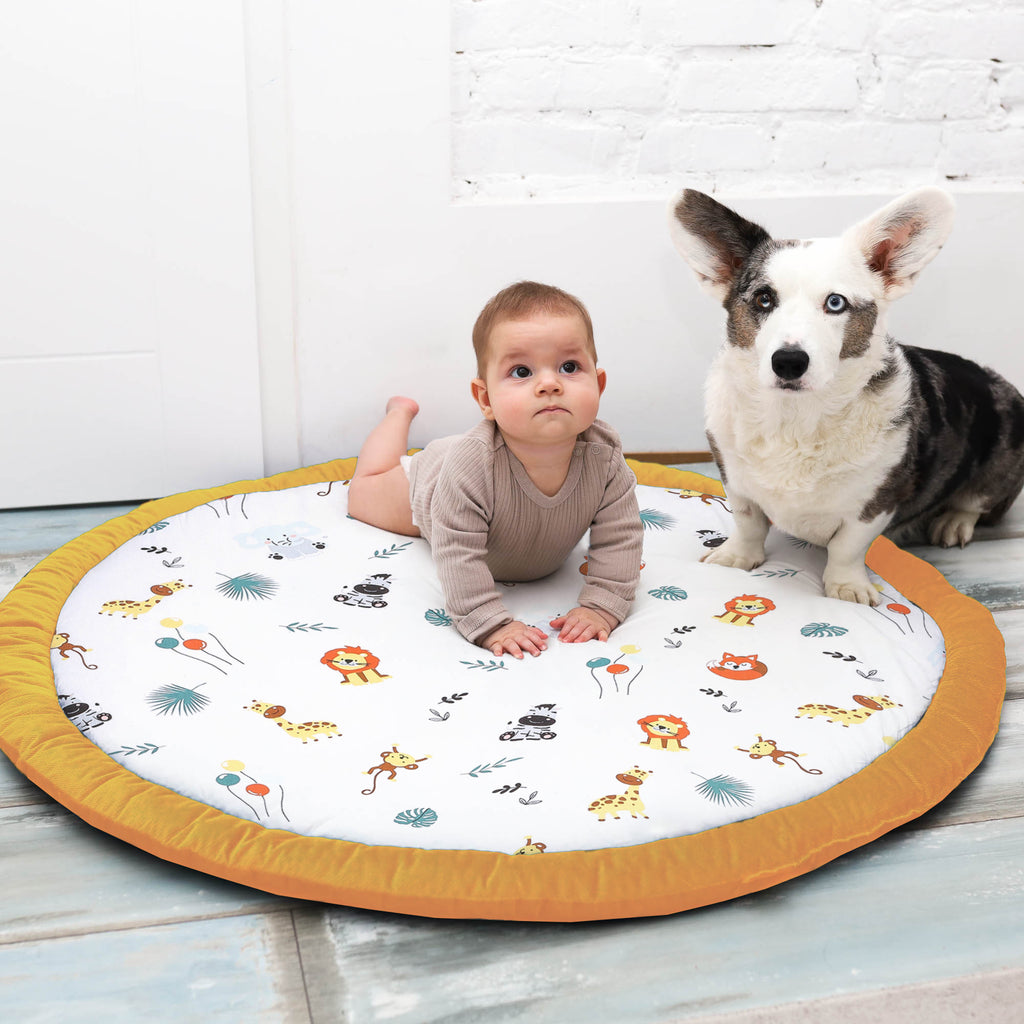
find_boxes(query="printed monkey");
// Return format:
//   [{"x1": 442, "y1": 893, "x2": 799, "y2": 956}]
[
  {"x1": 737, "y1": 736, "x2": 824, "y2": 775},
  {"x1": 361, "y1": 745, "x2": 431, "y2": 795},
  {"x1": 672, "y1": 488, "x2": 731, "y2": 511},
  {"x1": 513, "y1": 836, "x2": 548, "y2": 855},
  {"x1": 50, "y1": 633, "x2": 97, "y2": 670}
]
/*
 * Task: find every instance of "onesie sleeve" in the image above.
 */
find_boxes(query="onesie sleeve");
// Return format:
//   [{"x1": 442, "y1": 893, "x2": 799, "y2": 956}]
[
  {"x1": 577, "y1": 450, "x2": 643, "y2": 626},
  {"x1": 427, "y1": 440, "x2": 514, "y2": 646}
]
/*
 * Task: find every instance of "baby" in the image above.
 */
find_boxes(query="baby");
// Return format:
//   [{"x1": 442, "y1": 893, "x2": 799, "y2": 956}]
[{"x1": 347, "y1": 281, "x2": 644, "y2": 659}]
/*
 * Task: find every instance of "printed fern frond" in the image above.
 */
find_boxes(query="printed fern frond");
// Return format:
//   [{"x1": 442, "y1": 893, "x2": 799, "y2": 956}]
[
  {"x1": 639, "y1": 508, "x2": 678, "y2": 532},
  {"x1": 110, "y1": 742, "x2": 163, "y2": 756},
  {"x1": 370, "y1": 542, "x2": 412, "y2": 559},
  {"x1": 146, "y1": 683, "x2": 210, "y2": 717},
  {"x1": 693, "y1": 773, "x2": 755, "y2": 807},
  {"x1": 464, "y1": 757, "x2": 523, "y2": 777},
  {"x1": 215, "y1": 572, "x2": 279, "y2": 601}
]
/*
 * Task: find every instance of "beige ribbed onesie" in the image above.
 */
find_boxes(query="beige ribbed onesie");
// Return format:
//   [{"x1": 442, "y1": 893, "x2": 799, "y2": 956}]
[{"x1": 408, "y1": 418, "x2": 643, "y2": 645}]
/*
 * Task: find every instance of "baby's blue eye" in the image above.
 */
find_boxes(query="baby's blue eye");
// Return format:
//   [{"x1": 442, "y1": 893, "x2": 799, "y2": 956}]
[
  {"x1": 560, "y1": 360, "x2": 580, "y2": 374},
  {"x1": 825, "y1": 293, "x2": 848, "y2": 314},
  {"x1": 510, "y1": 365, "x2": 532, "y2": 379}
]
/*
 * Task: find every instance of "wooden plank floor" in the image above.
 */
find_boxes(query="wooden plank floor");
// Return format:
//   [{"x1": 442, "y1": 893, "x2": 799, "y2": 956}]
[{"x1": 1, "y1": 472, "x2": 1022, "y2": 1023}]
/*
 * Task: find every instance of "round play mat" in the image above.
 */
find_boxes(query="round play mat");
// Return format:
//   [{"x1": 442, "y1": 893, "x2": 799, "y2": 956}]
[{"x1": 0, "y1": 459, "x2": 1004, "y2": 921}]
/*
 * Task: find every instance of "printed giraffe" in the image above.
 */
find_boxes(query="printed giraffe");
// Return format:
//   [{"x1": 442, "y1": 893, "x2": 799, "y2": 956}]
[
  {"x1": 795, "y1": 694, "x2": 902, "y2": 727},
  {"x1": 588, "y1": 767, "x2": 653, "y2": 822},
  {"x1": 244, "y1": 700, "x2": 340, "y2": 743},
  {"x1": 99, "y1": 580, "x2": 190, "y2": 619}
]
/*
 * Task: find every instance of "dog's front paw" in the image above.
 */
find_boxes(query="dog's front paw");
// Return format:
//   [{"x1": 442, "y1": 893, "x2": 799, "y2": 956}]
[
  {"x1": 824, "y1": 574, "x2": 880, "y2": 606},
  {"x1": 700, "y1": 540, "x2": 765, "y2": 572}
]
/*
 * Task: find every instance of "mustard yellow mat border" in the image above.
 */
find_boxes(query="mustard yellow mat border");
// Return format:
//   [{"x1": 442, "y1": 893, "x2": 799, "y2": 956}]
[{"x1": 0, "y1": 460, "x2": 1005, "y2": 921}]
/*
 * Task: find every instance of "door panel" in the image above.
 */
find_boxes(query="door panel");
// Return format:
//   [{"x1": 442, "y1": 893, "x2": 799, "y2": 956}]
[{"x1": 0, "y1": 2, "x2": 263, "y2": 508}]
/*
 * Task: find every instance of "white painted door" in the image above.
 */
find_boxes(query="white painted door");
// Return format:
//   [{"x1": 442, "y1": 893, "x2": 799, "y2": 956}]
[
  {"x1": 0, "y1": 3, "x2": 263, "y2": 509},
  {"x1": 282, "y1": 0, "x2": 1024, "y2": 469},
  {"x1": 285, "y1": 0, "x2": 717, "y2": 466}
]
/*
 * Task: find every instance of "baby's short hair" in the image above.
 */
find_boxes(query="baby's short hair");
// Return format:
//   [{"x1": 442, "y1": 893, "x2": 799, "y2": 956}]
[{"x1": 472, "y1": 281, "x2": 595, "y2": 376}]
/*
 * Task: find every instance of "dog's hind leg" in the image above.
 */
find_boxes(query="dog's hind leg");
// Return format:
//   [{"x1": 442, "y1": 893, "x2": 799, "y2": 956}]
[
  {"x1": 930, "y1": 510, "x2": 979, "y2": 548},
  {"x1": 700, "y1": 494, "x2": 769, "y2": 571},
  {"x1": 929, "y1": 492, "x2": 987, "y2": 549}
]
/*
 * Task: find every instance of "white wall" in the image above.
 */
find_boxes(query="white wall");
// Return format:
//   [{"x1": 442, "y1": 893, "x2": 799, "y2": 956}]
[
  {"x1": 255, "y1": 0, "x2": 1023, "y2": 472},
  {"x1": 5, "y1": 2, "x2": 1019, "y2": 502},
  {"x1": 451, "y1": 0, "x2": 1024, "y2": 202}
]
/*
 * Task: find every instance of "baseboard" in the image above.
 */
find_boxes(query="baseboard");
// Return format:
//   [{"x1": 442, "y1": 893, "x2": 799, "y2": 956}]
[{"x1": 624, "y1": 451, "x2": 714, "y2": 464}]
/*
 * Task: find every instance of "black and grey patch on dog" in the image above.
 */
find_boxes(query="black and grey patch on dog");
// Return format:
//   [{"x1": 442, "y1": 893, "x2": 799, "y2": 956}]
[
  {"x1": 733, "y1": 239, "x2": 801, "y2": 296},
  {"x1": 839, "y1": 301, "x2": 878, "y2": 359},
  {"x1": 725, "y1": 295, "x2": 765, "y2": 350},
  {"x1": 860, "y1": 344, "x2": 1024, "y2": 537},
  {"x1": 673, "y1": 190, "x2": 771, "y2": 288},
  {"x1": 707, "y1": 431, "x2": 728, "y2": 486},
  {"x1": 864, "y1": 347, "x2": 900, "y2": 394},
  {"x1": 724, "y1": 240, "x2": 802, "y2": 349}
]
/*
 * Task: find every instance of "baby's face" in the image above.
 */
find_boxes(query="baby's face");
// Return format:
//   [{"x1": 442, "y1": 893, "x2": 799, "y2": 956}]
[{"x1": 473, "y1": 313, "x2": 605, "y2": 452}]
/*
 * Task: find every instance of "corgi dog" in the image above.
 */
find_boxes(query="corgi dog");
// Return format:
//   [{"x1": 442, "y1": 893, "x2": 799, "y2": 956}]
[{"x1": 669, "y1": 188, "x2": 1024, "y2": 606}]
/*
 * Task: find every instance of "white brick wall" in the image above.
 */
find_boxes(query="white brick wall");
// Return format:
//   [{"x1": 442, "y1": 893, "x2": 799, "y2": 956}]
[{"x1": 451, "y1": 0, "x2": 1024, "y2": 200}]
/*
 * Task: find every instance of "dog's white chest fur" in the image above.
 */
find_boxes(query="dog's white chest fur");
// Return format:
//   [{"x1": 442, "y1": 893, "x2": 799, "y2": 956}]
[{"x1": 705, "y1": 346, "x2": 909, "y2": 547}]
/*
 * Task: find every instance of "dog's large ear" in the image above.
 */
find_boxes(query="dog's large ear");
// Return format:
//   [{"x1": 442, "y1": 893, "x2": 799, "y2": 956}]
[
  {"x1": 668, "y1": 190, "x2": 772, "y2": 304},
  {"x1": 844, "y1": 188, "x2": 955, "y2": 300}
]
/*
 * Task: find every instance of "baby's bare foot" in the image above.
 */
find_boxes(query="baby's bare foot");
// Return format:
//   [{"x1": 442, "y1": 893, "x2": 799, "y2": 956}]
[{"x1": 386, "y1": 396, "x2": 419, "y2": 418}]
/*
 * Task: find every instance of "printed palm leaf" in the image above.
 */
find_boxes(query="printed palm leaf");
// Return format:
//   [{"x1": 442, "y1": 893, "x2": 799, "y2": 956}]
[
  {"x1": 639, "y1": 508, "x2": 678, "y2": 532},
  {"x1": 693, "y1": 773, "x2": 755, "y2": 808},
  {"x1": 146, "y1": 683, "x2": 210, "y2": 717},
  {"x1": 648, "y1": 585, "x2": 688, "y2": 601},
  {"x1": 139, "y1": 521, "x2": 169, "y2": 535},
  {"x1": 215, "y1": 572, "x2": 279, "y2": 601},
  {"x1": 801, "y1": 622, "x2": 849, "y2": 638},
  {"x1": 394, "y1": 807, "x2": 438, "y2": 828},
  {"x1": 424, "y1": 608, "x2": 453, "y2": 627}
]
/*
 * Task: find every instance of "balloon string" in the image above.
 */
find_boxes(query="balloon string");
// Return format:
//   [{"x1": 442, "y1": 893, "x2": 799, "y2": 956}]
[
  {"x1": 227, "y1": 787, "x2": 259, "y2": 819},
  {"x1": 210, "y1": 633, "x2": 244, "y2": 664},
  {"x1": 169, "y1": 646, "x2": 227, "y2": 675}
]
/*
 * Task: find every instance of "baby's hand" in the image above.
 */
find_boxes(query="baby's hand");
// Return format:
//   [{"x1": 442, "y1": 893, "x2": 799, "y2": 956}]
[
  {"x1": 550, "y1": 607, "x2": 617, "y2": 644},
  {"x1": 482, "y1": 621, "x2": 549, "y2": 660}
]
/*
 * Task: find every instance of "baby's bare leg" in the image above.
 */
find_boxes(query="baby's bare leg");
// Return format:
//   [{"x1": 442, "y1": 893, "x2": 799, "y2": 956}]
[{"x1": 348, "y1": 397, "x2": 421, "y2": 536}]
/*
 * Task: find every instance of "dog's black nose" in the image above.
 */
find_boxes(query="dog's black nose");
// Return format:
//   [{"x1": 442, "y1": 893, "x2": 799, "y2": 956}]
[{"x1": 771, "y1": 348, "x2": 810, "y2": 381}]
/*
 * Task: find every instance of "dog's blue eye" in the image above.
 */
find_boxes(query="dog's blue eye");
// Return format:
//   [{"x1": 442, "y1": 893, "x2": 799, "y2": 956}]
[
  {"x1": 753, "y1": 290, "x2": 775, "y2": 311},
  {"x1": 825, "y1": 293, "x2": 848, "y2": 314}
]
